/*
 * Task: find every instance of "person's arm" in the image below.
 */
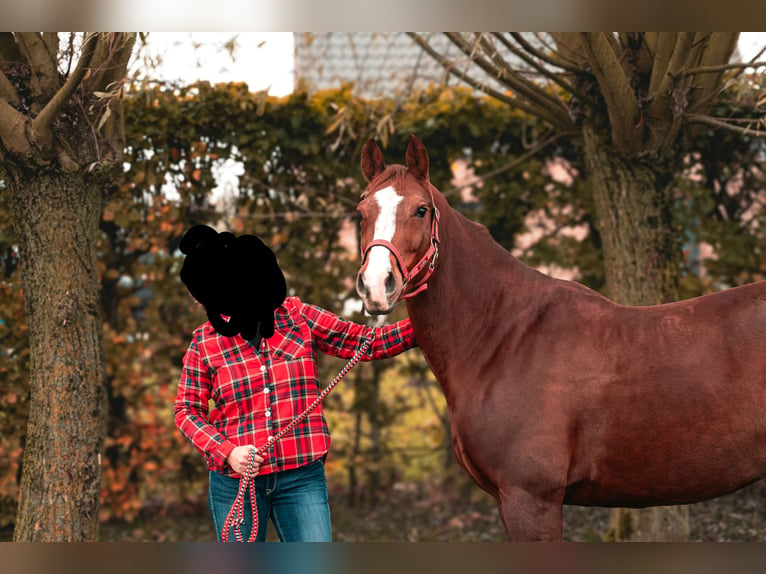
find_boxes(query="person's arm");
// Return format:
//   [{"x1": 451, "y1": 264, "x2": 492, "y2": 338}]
[
  {"x1": 174, "y1": 336, "x2": 236, "y2": 471},
  {"x1": 296, "y1": 298, "x2": 417, "y2": 360}
]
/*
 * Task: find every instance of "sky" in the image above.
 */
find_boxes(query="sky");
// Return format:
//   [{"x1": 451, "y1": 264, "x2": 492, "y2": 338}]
[
  {"x1": 738, "y1": 32, "x2": 766, "y2": 62},
  {"x1": 137, "y1": 32, "x2": 295, "y2": 96}
]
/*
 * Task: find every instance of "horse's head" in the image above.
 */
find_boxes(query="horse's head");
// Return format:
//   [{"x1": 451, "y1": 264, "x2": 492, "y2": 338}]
[{"x1": 356, "y1": 134, "x2": 440, "y2": 314}]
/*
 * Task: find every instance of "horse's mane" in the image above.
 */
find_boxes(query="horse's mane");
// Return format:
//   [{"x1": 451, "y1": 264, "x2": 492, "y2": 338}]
[
  {"x1": 469, "y1": 218, "x2": 493, "y2": 239},
  {"x1": 444, "y1": 195, "x2": 500, "y2": 245},
  {"x1": 446, "y1": 199, "x2": 582, "y2": 292}
]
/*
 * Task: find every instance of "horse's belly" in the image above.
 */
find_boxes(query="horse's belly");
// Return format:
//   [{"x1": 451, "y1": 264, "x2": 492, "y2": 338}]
[
  {"x1": 563, "y1": 474, "x2": 763, "y2": 508},
  {"x1": 563, "y1": 430, "x2": 766, "y2": 507}
]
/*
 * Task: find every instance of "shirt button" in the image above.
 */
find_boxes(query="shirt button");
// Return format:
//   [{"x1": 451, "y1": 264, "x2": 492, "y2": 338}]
[
  {"x1": 259, "y1": 365, "x2": 266, "y2": 373},
  {"x1": 263, "y1": 386, "x2": 270, "y2": 393},
  {"x1": 265, "y1": 409, "x2": 272, "y2": 417},
  {"x1": 267, "y1": 436, "x2": 274, "y2": 443}
]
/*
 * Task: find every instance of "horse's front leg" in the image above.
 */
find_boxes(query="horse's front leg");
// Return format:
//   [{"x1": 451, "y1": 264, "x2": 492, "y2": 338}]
[{"x1": 496, "y1": 486, "x2": 564, "y2": 541}]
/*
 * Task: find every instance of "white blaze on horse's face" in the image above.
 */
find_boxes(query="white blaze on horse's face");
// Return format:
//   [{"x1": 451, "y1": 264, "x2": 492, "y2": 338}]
[{"x1": 360, "y1": 186, "x2": 402, "y2": 312}]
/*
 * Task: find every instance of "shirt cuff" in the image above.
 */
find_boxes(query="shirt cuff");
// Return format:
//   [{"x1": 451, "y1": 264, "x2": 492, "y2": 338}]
[{"x1": 210, "y1": 439, "x2": 236, "y2": 471}]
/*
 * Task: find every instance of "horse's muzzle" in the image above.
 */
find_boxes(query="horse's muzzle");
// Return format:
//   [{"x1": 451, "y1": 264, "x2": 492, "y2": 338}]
[{"x1": 356, "y1": 270, "x2": 400, "y2": 314}]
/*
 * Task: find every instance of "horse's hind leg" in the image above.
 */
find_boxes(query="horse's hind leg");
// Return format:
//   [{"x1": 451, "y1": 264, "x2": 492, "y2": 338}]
[{"x1": 496, "y1": 486, "x2": 564, "y2": 541}]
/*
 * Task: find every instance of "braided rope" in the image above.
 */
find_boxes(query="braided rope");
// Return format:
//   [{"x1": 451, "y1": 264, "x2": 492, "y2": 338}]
[{"x1": 221, "y1": 329, "x2": 376, "y2": 542}]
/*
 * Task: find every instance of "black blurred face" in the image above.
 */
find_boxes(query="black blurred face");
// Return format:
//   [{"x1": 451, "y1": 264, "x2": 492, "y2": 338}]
[{"x1": 179, "y1": 226, "x2": 286, "y2": 339}]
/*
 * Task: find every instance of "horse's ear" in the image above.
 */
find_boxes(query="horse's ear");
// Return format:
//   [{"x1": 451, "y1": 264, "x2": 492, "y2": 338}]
[
  {"x1": 405, "y1": 134, "x2": 429, "y2": 181},
  {"x1": 361, "y1": 139, "x2": 386, "y2": 183}
]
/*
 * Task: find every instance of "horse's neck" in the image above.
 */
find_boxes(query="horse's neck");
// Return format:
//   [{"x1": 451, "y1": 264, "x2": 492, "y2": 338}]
[
  {"x1": 406, "y1": 207, "x2": 542, "y2": 387},
  {"x1": 427, "y1": 205, "x2": 539, "y2": 306}
]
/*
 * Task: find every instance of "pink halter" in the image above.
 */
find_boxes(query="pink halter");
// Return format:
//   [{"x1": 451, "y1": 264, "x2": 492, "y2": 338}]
[{"x1": 361, "y1": 198, "x2": 440, "y2": 300}]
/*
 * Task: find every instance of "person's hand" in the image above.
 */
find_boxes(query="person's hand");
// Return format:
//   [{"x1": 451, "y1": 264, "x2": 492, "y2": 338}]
[{"x1": 226, "y1": 445, "x2": 264, "y2": 477}]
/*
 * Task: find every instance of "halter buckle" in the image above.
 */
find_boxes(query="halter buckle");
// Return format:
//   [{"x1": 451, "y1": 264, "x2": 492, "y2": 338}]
[{"x1": 429, "y1": 242, "x2": 439, "y2": 271}]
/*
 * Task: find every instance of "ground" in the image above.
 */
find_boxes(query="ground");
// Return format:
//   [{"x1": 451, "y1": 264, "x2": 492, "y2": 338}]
[
  {"x1": 88, "y1": 479, "x2": 766, "y2": 542},
  {"x1": 3, "y1": 479, "x2": 764, "y2": 542}
]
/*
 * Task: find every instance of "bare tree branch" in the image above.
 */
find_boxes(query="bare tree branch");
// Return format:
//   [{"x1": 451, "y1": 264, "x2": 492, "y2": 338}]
[
  {"x1": 0, "y1": 33, "x2": 22, "y2": 74},
  {"x1": 617, "y1": 33, "x2": 632, "y2": 52},
  {"x1": 33, "y1": 33, "x2": 99, "y2": 133},
  {"x1": 647, "y1": 33, "x2": 695, "y2": 121},
  {"x1": 548, "y1": 34, "x2": 589, "y2": 68},
  {"x1": 718, "y1": 44, "x2": 766, "y2": 85},
  {"x1": 491, "y1": 33, "x2": 596, "y2": 107},
  {"x1": 15, "y1": 33, "x2": 59, "y2": 105},
  {"x1": 509, "y1": 33, "x2": 583, "y2": 74},
  {"x1": 684, "y1": 61, "x2": 766, "y2": 76},
  {"x1": 407, "y1": 33, "x2": 568, "y2": 128},
  {"x1": 687, "y1": 33, "x2": 739, "y2": 115},
  {"x1": 579, "y1": 33, "x2": 641, "y2": 151},
  {"x1": 444, "y1": 33, "x2": 572, "y2": 128},
  {"x1": 0, "y1": 69, "x2": 19, "y2": 105},
  {"x1": 686, "y1": 113, "x2": 765, "y2": 137},
  {"x1": 747, "y1": 45, "x2": 766, "y2": 67},
  {"x1": 41, "y1": 33, "x2": 58, "y2": 61},
  {"x1": 678, "y1": 32, "x2": 712, "y2": 93},
  {"x1": 629, "y1": 33, "x2": 656, "y2": 79},
  {"x1": 452, "y1": 33, "x2": 564, "y2": 112},
  {"x1": 83, "y1": 33, "x2": 137, "y2": 164},
  {"x1": 647, "y1": 33, "x2": 677, "y2": 99},
  {"x1": 646, "y1": 33, "x2": 712, "y2": 155},
  {"x1": 0, "y1": 97, "x2": 30, "y2": 156},
  {"x1": 604, "y1": 33, "x2": 623, "y2": 58},
  {"x1": 85, "y1": 33, "x2": 137, "y2": 93},
  {"x1": 106, "y1": 33, "x2": 138, "y2": 88},
  {"x1": 643, "y1": 32, "x2": 659, "y2": 58}
]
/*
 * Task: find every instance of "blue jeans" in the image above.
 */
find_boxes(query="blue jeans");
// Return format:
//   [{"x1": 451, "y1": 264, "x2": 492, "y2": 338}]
[{"x1": 208, "y1": 459, "x2": 332, "y2": 542}]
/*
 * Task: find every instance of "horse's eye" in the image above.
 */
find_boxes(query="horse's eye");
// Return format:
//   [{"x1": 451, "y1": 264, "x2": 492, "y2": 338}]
[
  {"x1": 415, "y1": 206, "x2": 428, "y2": 218},
  {"x1": 354, "y1": 210, "x2": 363, "y2": 223}
]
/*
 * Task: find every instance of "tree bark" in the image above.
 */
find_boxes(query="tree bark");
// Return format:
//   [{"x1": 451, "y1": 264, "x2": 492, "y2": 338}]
[
  {"x1": 607, "y1": 504, "x2": 690, "y2": 542},
  {"x1": 1, "y1": 31, "x2": 135, "y2": 542},
  {"x1": 9, "y1": 169, "x2": 107, "y2": 541},
  {"x1": 582, "y1": 121, "x2": 689, "y2": 541},
  {"x1": 583, "y1": 121, "x2": 681, "y2": 306}
]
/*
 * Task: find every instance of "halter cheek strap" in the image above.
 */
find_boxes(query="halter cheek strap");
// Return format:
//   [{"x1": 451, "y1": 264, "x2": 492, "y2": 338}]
[{"x1": 361, "y1": 205, "x2": 440, "y2": 300}]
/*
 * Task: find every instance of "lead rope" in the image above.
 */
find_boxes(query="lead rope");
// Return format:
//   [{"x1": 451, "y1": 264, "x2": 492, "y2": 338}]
[{"x1": 221, "y1": 329, "x2": 376, "y2": 542}]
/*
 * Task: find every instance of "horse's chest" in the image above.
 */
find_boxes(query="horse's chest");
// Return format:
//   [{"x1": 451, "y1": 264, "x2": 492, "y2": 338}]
[
  {"x1": 450, "y1": 427, "x2": 498, "y2": 496},
  {"x1": 446, "y1": 395, "x2": 524, "y2": 494}
]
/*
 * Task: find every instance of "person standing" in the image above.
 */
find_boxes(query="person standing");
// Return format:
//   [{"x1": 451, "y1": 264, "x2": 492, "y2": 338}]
[{"x1": 174, "y1": 225, "x2": 416, "y2": 542}]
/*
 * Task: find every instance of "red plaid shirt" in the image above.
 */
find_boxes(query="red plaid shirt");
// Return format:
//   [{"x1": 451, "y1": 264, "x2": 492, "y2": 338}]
[{"x1": 175, "y1": 296, "x2": 416, "y2": 477}]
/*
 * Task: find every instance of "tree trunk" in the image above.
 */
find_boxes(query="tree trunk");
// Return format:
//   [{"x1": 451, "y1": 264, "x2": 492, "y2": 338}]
[
  {"x1": 582, "y1": 122, "x2": 690, "y2": 542},
  {"x1": 10, "y1": 169, "x2": 107, "y2": 541},
  {"x1": 606, "y1": 504, "x2": 690, "y2": 542},
  {"x1": 583, "y1": 122, "x2": 681, "y2": 306}
]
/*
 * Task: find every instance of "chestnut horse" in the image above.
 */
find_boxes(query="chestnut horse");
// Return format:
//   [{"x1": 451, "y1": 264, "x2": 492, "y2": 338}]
[{"x1": 355, "y1": 134, "x2": 766, "y2": 541}]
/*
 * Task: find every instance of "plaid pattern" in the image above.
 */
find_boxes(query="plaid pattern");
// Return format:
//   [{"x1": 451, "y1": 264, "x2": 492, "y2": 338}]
[{"x1": 175, "y1": 296, "x2": 417, "y2": 477}]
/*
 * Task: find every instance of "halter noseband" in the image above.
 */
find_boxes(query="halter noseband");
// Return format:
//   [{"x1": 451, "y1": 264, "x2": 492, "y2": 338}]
[{"x1": 361, "y1": 194, "x2": 441, "y2": 300}]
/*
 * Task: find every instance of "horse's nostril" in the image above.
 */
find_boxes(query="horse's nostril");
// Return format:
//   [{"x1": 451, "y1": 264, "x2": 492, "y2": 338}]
[
  {"x1": 385, "y1": 271, "x2": 396, "y2": 295},
  {"x1": 356, "y1": 274, "x2": 368, "y2": 298}
]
